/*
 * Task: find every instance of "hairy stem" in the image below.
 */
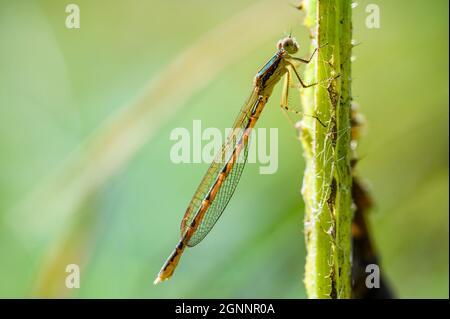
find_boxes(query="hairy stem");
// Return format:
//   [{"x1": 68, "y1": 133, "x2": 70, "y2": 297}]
[{"x1": 299, "y1": 0, "x2": 353, "y2": 299}]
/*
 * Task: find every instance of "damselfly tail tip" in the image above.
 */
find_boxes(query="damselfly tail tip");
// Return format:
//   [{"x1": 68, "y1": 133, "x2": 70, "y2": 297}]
[{"x1": 153, "y1": 275, "x2": 164, "y2": 285}]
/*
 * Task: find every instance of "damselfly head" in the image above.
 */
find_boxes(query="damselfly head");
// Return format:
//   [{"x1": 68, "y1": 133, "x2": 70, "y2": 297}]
[{"x1": 277, "y1": 36, "x2": 299, "y2": 54}]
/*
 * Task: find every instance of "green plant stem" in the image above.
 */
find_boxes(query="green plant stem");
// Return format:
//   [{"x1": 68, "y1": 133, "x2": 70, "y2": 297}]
[{"x1": 300, "y1": 0, "x2": 353, "y2": 299}]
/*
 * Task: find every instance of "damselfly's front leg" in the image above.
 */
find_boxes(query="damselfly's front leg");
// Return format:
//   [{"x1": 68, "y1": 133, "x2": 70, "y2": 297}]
[
  {"x1": 286, "y1": 61, "x2": 318, "y2": 88},
  {"x1": 280, "y1": 69, "x2": 326, "y2": 127},
  {"x1": 280, "y1": 64, "x2": 317, "y2": 111},
  {"x1": 291, "y1": 47, "x2": 318, "y2": 64},
  {"x1": 290, "y1": 43, "x2": 328, "y2": 64},
  {"x1": 279, "y1": 71, "x2": 298, "y2": 128}
]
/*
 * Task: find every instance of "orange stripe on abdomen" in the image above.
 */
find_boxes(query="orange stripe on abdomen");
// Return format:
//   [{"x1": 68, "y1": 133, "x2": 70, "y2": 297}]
[{"x1": 183, "y1": 115, "x2": 259, "y2": 243}]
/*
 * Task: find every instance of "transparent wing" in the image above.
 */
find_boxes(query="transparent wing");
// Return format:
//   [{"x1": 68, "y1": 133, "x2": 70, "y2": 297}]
[
  {"x1": 185, "y1": 138, "x2": 249, "y2": 247},
  {"x1": 180, "y1": 89, "x2": 260, "y2": 247}
]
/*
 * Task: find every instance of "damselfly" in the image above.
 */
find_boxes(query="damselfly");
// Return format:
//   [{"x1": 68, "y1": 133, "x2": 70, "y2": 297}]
[{"x1": 154, "y1": 35, "x2": 325, "y2": 284}]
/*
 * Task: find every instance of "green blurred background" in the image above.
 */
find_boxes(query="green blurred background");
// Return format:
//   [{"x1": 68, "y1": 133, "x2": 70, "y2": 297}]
[{"x1": 0, "y1": 0, "x2": 448, "y2": 298}]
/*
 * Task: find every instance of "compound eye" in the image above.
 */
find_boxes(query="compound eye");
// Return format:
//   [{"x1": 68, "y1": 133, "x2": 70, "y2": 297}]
[
  {"x1": 277, "y1": 37, "x2": 299, "y2": 53},
  {"x1": 286, "y1": 38, "x2": 299, "y2": 54},
  {"x1": 277, "y1": 40, "x2": 283, "y2": 50}
]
